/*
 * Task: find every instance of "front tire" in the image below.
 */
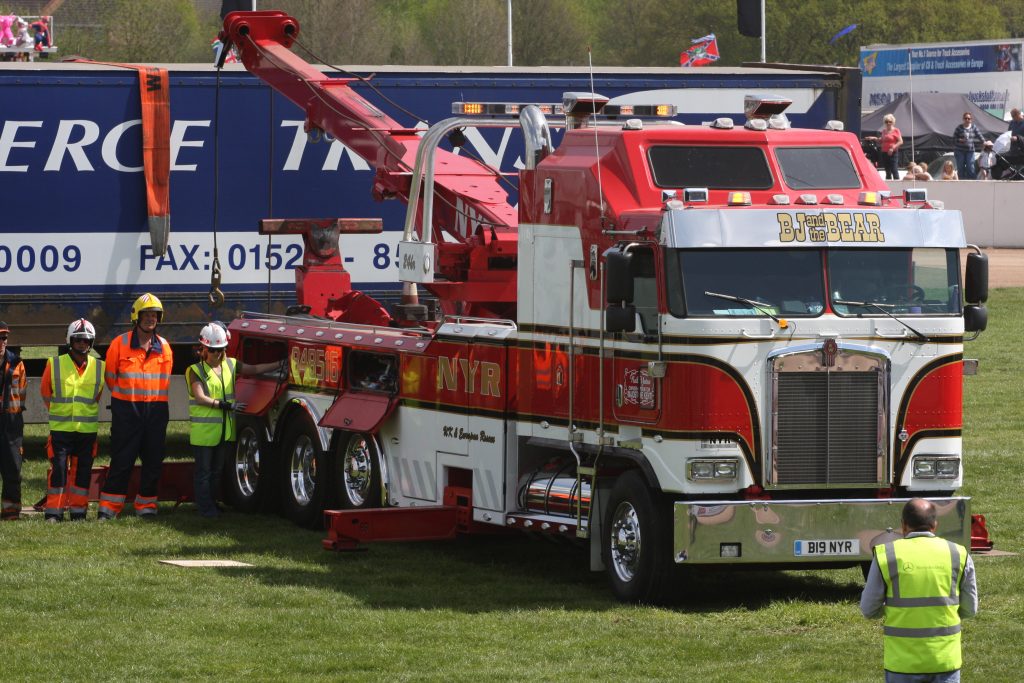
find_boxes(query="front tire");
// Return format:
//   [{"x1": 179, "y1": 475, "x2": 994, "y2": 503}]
[
  {"x1": 279, "y1": 413, "x2": 329, "y2": 528},
  {"x1": 335, "y1": 432, "x2": 383, "y2": 509},
  {"x1": 226, "y1": 417, "x2": 274, "y2": 513},
  {"x1": 602, "y1": 470, "x2": 673, "y2": 604}
]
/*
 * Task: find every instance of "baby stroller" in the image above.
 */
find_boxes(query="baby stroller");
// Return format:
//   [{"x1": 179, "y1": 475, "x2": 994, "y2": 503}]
[{"x1": 992, "y1": 131, "x2": 1024, "y2": 180}]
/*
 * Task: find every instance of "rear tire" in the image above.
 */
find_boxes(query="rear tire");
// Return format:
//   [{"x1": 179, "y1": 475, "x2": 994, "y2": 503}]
[
  {"x1": 225, "y1": 417, "x2": 274, "y2": 513},
  {"x1": 335, "y1": 432, "x2": 383, "y2": 509},
  {"x1": 602, "y1": 470, "x2": 673, "y2": 604},
  {"x1": 279, "y1": 412, "x2": 329, "y2": 528}
]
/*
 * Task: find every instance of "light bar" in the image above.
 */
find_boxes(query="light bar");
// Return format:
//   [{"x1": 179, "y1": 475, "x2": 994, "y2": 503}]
[
  {"x1": 603, "y1": 103, "x2": 677, "y2": 117},
  {"x1": 451, "y1": 102, "x2": 563, "y2": 116}
]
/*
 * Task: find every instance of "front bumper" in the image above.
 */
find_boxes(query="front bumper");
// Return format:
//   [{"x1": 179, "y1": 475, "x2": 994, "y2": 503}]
[{"x1": 673, "y1": 497, "x2": 970, "y2": 564}]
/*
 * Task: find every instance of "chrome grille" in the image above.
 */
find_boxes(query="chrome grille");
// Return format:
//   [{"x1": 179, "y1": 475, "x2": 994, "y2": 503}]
[{"x1": 771, "y1": 348, "x2": 887, "y2": 486}]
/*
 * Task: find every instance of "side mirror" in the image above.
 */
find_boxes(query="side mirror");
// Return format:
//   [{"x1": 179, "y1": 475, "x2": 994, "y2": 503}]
[
  {"x1": 965, "y1": 251, "x2": 988, "y2": 304},
  {"x1": 605, "y1": 305, "x2": 636, "y2": 333},
  {"x1": 605, "y1": 250, "x2": 634, "y2": 304},
  {"x1": 964, "y1": 305, "x2": 987, "y2": 333}
]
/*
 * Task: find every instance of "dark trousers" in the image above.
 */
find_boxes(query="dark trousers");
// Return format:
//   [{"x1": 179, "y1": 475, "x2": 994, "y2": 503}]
[
  {"x1": 883, "y1": 151, "x2": 899, "y2": 180},
  {"x1": 102, "y1": 398, "x2": 169, "y2": 499},
  {"x1": 49, "y1": 431, "x2": 97, "y2": 488},
  {"x1": 0, "y1": 414, "x2": 23, "y2": 515},
  {"x1": 192, "y1": 442, "x2": 228, "y2": 516}
]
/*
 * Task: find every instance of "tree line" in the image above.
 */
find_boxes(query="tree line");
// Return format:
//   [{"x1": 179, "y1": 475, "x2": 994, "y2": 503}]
[{"x1": 12, "y1": 0, "x2": 1024, "y2": 67}]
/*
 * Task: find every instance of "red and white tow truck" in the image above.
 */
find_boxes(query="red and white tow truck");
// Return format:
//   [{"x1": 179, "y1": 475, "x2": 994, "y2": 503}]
[{"x1": 219, "y1": 11, "x2": 991, "y2": 602}]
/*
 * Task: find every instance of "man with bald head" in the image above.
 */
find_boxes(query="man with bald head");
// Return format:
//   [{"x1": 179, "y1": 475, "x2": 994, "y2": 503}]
[{"x1": 861, "y1": 498, "x2": 978, "y2": 682}]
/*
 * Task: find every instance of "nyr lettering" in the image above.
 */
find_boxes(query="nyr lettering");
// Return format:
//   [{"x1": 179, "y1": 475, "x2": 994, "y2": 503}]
[
  {"x1": 777, "y1": 212, "x2": 884, "y2": 243},
  {"x1": 436, "y1": 356, "x2": 501, "y2": 397}
]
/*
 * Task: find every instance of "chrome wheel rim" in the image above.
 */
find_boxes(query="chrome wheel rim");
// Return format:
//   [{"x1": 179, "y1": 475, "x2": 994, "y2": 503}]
[
  {"x1": 342, "y1": 436, "x2": 373, "y2": 507},
  {"x1": 610, "y1": 501, "x2": 642, "y2": 583},
  {"x1": 289, "y1": 434, "x2": 317, "y2": 506},
  {"x1": 235, "y1": 427, "x2": 261, "y2": 498}
]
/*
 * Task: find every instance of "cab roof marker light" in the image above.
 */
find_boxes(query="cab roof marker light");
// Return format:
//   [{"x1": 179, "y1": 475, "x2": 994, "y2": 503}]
[
  {"x1": 797, "y1": 194, "x2": 818, "y2": 205},
  {"x1": 684, "y1": 188, "x2": 709, "y2": 203},
  {"x1": 744, "y1": 118, "x2": 768, "y2": 131},
  {"x1": 622, "y1": 118, "x2": 643, "y2": 130},
  {"x1": 768, "y1": 114, "x2": 790, "y2": 130},
  {"x1": 771, "y1": 194, "x2": 791, "y2": 205},
  {"x1": 825, "y1": 120, "x2": 845, "y2": 131},
  {"x1": 858, "y1": 191, "x2": 881, "y2": 206},
  {"x1": 710, "y1": 117, "x2": 735, "y2": 129},
  {"x1": 728, "y1": 191, "x2": 751, "y2": 206},
  {"x1": 824, "y1": 194, "x2": 844, "y2": 205}
]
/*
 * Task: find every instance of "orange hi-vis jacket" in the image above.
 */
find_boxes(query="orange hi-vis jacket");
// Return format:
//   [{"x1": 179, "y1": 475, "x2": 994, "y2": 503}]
[
  {"x1": 1, "y1": 350, "x2": 26, "y2": 416},
  {"x1": 104, "y1": 331, "x2": 173, "y2": 402}
]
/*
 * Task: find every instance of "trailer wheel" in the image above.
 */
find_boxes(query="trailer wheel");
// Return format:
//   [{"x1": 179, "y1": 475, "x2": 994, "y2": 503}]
[
  {"x1": 279, "y1": 413, "x2": 328, "y2": 528},
  {"x1": 602, "y1": 470, "x2": 673, "y2": 604},
  {"x1": 226, "y1": 417, "x2": 274, "y2": 513},
  {"x1": 336, "y1": 432, "x2": 382, "y2": 509}
]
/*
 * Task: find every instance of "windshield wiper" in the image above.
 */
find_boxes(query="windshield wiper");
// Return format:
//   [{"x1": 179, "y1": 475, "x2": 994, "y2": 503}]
[
  {"x1": 704, "y1": 291, "x2": 787, "y2": 328},
  {"x1": 833, "y1": 298, "x2": 928, "y2": 342}
]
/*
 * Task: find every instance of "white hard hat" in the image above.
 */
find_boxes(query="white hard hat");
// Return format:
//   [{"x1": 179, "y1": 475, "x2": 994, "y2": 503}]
[
  {"x1": 66, "y1": 318, "x2": 96, "y2": 346},
  {"x1": 199, "y1": 323, "x2": 229, "y2": 349}
]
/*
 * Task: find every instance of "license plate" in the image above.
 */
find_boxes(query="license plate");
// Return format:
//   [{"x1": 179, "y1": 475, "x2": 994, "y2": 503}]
[{"x1": 793, "y1": 538, "x2": 860, "y2": 556}]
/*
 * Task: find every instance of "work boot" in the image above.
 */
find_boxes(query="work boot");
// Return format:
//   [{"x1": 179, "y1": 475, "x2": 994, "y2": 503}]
[
  {"x1": 69, "y1": 513, "x2": 87, "y2": 522},
  {"x1": 136, "y1": 509, "x2": 158, "y2": 519},
  {"x1": 97, "y1": 510, "x2": 116, "y2": 521},
  {"x1": 45, "y1": 515, "x2": 62, "y2": 524}
]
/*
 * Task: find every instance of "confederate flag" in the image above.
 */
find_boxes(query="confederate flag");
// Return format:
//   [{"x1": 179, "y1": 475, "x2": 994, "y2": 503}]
[{"x1": 679, "y1": 33, "x2": 720, "y2": 67}]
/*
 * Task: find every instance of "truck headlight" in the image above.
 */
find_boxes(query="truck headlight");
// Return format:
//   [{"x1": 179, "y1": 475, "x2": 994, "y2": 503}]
[
  {"x1": 913, "y1": 457, "x2": 959, "y2": 479},
  {"x1": 688, "y1": 459, "x2": 739, "y2": 481}
]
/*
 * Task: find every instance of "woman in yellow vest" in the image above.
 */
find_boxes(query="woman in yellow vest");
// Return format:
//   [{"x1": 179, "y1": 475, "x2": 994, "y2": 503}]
[
  {"x1": 40, "y1": 319, "x2": 104, "y2": 522},
  {"x1": 187, "y1": 323, "x2": 237, "y2": 518}
]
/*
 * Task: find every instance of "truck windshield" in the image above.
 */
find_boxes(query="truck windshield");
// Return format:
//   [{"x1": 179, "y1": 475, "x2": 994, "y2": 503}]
[
  {"x1": 648, "y1": 146, "x2": 773, "y2": 189},
  {"x1": 672, "y1": 249, "x2": 825, "y2": 317},
  {"x1": 829, "y1": 248, "x2": 961, "y2": 316},
  {"x1": 774, "y1": 146, "x2": 860, "y2": 190}
]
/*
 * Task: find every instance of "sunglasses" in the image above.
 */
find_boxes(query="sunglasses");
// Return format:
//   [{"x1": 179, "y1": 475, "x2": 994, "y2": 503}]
[{"x1": 0, "y1": 336, "x2": 8, "y2": 342}]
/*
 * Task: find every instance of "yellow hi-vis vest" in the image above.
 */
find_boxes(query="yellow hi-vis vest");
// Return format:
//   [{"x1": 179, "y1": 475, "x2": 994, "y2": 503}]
[
  {"x1": 47, "y1": 354, "x2": 104, "y2": 434},
  {"x1": 876, "y1": 536, "x2": 968, "y2": 674},
  {"x1": 187, "y1": 358, "x2": 236, "y2": 446}
]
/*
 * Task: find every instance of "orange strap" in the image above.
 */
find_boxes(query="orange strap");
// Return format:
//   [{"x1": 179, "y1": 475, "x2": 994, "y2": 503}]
[{"x1": 69, "y1": 60, "x2": 171, "y2": 223}]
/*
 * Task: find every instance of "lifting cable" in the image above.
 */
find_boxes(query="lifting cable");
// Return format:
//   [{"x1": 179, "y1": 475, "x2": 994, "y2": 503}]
[
  {"x1": 208, "y1": 60, "x2": 225, "y2": 307},
  {"x1": 266, "y1": 87, "x2": 275, "y2": 313}
]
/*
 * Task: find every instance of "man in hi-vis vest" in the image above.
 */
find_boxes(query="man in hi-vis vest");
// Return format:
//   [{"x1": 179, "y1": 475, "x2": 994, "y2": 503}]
[
  {"x1": 99, "y1": 293, "x2": 173, "y2": 519},
  {"x1": 861, "y1": 498, "x2": 978, "y2": 682},
  {"x1": 40, "y1": 319, "x2": 104, "y2": 522}
]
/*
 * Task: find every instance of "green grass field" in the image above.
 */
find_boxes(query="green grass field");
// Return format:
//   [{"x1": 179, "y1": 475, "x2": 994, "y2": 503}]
[{"x1": 2, "y1": 291, "x2": 1021, "y2": 682}]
